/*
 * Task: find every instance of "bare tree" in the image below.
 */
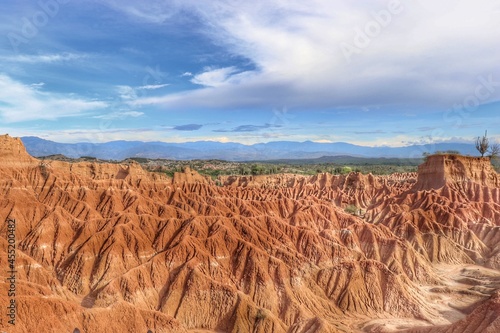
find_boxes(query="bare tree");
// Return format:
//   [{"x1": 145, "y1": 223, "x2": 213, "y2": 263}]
[
  {"x1": 489, "y1": 142, "x2": 500, "y2": 159},
  {"x1": 476, "y1": 130, "x2": 489, "y2": 157}
]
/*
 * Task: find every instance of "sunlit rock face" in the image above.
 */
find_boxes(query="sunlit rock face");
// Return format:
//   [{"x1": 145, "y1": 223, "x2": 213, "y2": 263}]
[{"x1": 1, "y1": 136, "x2": 500, "y2": 333}]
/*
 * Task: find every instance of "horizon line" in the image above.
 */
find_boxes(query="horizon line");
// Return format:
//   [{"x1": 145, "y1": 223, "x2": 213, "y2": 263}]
[{"x1": 16, "y1": 135, "x2": 476, "y2": 149}]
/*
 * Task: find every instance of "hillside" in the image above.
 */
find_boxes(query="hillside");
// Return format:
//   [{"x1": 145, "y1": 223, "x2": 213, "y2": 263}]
[
  {"x1": 1, "y1": 134, "x2": 500, "y2": 332},
  {"x1": 20, "y1": 136, "x2": 478, "y2": 161}
]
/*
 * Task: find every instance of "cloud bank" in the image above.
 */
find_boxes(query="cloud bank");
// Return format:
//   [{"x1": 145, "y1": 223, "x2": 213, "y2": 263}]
[
  {"x1": 111, "y1": 0, "x2": 500, "y2": 111},
  {"x1": 0, "y1": 74, "x2": 107, "y2": 123}
]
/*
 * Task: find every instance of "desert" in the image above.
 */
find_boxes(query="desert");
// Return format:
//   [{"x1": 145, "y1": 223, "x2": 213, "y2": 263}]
[{"x1": 1, "y1": 134, "x2": 500, "y2": 332}]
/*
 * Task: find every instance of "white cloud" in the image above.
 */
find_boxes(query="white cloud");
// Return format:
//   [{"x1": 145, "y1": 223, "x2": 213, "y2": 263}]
[
  {"x1": 92, "y1": 111, "x2": 144, "y2": 120},
  {"x1": 116, "y1": 83, "x2": 170, "y2": 102},
  {"x1": 14, "y1": 128, "x2": 160, "y2": 144},
  {"x1": 5, "y1": 127, "x2": 236, "y2": 144},
  {"x1": 99, "y1": 0, "x2": 183, "y2": 24},
  {"x1": 0, "y1": 53, "x2": 88, "y2": 64},
  {"x1": 116, "y1": 85, "x2": 137, "y2": 100},
  {"x1": 137, "y1": 83, "x2": 169, "y2": 90},
  {"x1": 0, "y1": 74, "x2": 107, "y2": 123},
  {"x1": 191, "y1": 66, "x2": 240, "y2": 87},
  {"x1": 117, "y1": 0, "x2": 500, "y2": 110}
]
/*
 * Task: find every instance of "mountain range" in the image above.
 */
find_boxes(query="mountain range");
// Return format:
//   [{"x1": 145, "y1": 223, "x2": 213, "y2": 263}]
[{"x1": 20, "y1": 136, "x2": 479, "y2": 161}]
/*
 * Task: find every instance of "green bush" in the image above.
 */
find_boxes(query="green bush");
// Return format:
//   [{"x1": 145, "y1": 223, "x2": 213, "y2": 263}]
[{"x1": 344, "y1": 204, "x2": 358, "y2": 215}]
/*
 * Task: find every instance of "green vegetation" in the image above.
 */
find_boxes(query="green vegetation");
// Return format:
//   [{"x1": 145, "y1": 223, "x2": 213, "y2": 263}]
[
  {"x1": 476, "y1": 131, "x2": 490, "y2": 157},
  {"x1": 125, "y1": 156, "x2": 421, "y2": 178},
  {"x1": 474, "y1": 130, "x2": 500, "y2": 158},
  {"x1": 422, "y1": 150, "x2": 461, "y2": 162},
  {"x1": 490, "y1": 144, "x2": 500, "y2": 159},
  {"x1": 39, "y1": 151, "x2": 500, "y2": 177},
  {"x1": 344, "y1": 204, "x2": 359, "y2": 215},
  {"x1": 255, "y1": 308, "x2": 266, "y2": 321}
]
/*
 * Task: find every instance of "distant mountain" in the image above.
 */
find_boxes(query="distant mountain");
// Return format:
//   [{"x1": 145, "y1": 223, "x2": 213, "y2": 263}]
[{"x1": 21, "y1": 136, "x2": 479, "y2": 161}]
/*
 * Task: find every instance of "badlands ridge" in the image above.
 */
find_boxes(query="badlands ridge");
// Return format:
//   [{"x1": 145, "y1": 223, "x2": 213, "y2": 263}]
[{"x1": 0, "y1": 134, "x2": 500, "y2": 332}]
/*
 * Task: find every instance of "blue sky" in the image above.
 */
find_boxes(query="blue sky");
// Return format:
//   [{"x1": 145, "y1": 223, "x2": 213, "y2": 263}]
[{"x1": 0, "y1": 0, "x2": 499, "y2": 146}]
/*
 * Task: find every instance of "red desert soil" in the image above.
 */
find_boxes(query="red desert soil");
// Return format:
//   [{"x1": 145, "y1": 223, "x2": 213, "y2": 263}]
[{"x1": 0, "y1": 134, "x2": 500, "y2": 333}]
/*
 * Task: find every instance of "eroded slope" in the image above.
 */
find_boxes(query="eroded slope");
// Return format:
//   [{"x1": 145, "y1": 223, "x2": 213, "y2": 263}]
[{"x1": 0, "y1": 135, "x2": 499, "y2": 332}]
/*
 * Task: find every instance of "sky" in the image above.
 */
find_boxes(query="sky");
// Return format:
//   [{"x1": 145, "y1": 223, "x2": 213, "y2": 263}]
[{"x1": 0, "y1": 0, "x2": 499, "y2": 147}]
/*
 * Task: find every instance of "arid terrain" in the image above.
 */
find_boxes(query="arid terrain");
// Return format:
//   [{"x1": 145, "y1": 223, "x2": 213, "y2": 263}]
[{"x1": 1, "y1": 133, "x2": 500, "y2": 333}]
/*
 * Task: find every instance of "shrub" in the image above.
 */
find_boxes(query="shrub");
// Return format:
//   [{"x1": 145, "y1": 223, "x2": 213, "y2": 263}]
[{"x1": 344, "y1": 204, "x2": 358, "y2": 215}]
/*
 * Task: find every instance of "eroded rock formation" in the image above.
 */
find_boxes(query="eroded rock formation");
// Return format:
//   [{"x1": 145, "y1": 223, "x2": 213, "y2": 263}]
[{"x1": 0, "y1": 135, "x2": 499, "y2": 332}]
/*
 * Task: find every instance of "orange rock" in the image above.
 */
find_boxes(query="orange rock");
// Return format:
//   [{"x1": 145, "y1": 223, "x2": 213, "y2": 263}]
[{"x1": 0, "y1": 137, "x2": 499, "y2": 333}]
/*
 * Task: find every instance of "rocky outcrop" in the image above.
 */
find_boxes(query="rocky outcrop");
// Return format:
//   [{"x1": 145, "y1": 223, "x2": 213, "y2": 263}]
[
  {"x1": 0, "y1": 134, "x2": 32, "y2": 159},
  {"x1": 1, "y1": 137, "x2": 500, "y2": 332},
  {"x1": 367, "y1": 155, "x2": 500, "y2": 267},
  {"x1": 415, "y1": 154, "x2": 500, "y2": 190}
]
